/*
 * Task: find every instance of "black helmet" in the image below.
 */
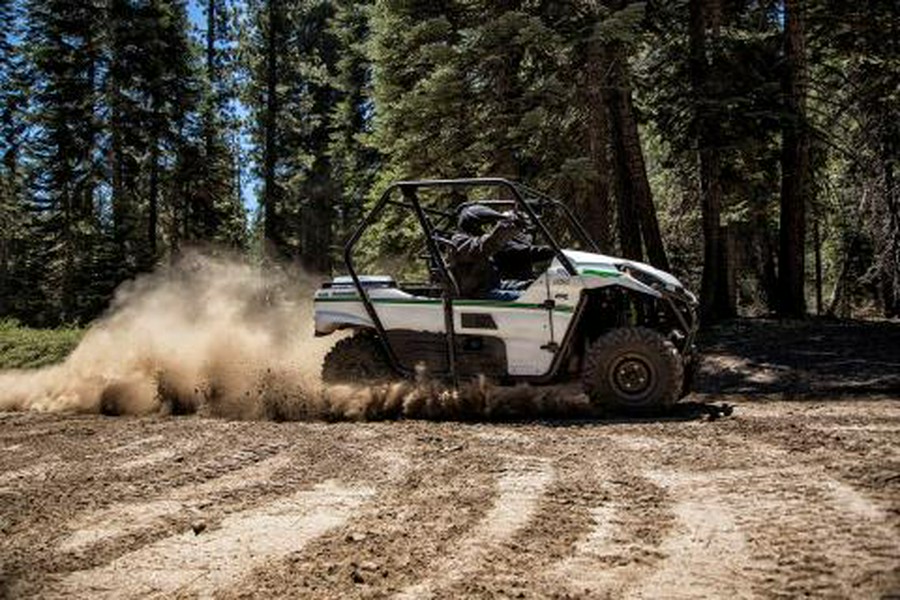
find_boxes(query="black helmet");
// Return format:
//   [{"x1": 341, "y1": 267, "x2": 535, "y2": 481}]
[{"x1": 457, "y1": 204, "x2": 505, "y2": 235}]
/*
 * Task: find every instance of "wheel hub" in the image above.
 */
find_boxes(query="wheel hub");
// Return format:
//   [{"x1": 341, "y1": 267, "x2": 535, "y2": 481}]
[{"x1": 612, "y1": 357, "x2": 652, "y2": 396}]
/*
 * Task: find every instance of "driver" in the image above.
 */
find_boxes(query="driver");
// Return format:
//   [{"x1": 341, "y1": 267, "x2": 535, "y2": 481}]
[
  {"x1": 494, "y1": 230, "x2": 556, "y2": 284},
  {"x1": 449, "y1": 204, "x2": 554, "y2": 300}
]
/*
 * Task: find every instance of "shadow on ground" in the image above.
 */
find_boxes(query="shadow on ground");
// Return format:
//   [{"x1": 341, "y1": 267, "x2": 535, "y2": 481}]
[{"x1": 695, "y1": 318, "x2": 900, "y2": 396}]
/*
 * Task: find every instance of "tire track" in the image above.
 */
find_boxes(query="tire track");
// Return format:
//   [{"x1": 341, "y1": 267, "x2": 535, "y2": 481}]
[
  {"x1": 443, "y1": 451, "x2": 603, "y2": 598},
  {"x1": 545, "y1": 460, "x2": 675, "y2": 598},
  {"x1": 55, "y1": 480, "x2": 374, "y2": 598},
  {"x1": 630, "y1": 461, "x2": 898, "y2": 598},
  {"x1": 220, "y1": 436, "x2": 490, "y2": 599},
  {"x1": 632, "y1": 470, "x2": 753, "y2": 599},
  {"x1": 396, "y1": 455, "x2": 554, "y2": 599},
  {"x1": 723, "y1": 466, "x2": 899, "y2": 597},
  {"x1": 0, "y1": 458, "x2": 61, "y2": 489},
  {"x1": 59, "y1": 453, "x2": 293, "y2": 552},
  {"x1": 2, "y1": 401, "x2": 898, "y2": 598}
]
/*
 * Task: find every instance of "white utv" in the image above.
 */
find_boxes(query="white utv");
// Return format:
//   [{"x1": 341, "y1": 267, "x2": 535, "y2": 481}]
[{"x1": 314, "y1": 178, "x2": 699, "y2": 412}]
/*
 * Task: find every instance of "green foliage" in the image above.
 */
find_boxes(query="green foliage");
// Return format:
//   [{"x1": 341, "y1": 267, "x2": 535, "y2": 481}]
[
  {"x1": 327, "y1": 0, "x2": 379, "y2": 258},
  {"x1": 242, "y1": 0, "x2": 347, "y2": 270},
  {"x1": 1, "y1": 0, "x2": 897, "y2": 326},
  {"x1": 0, "y1": 319, "x2": 82, "y2": 369},
  {"x1": 1, "y1": 0, "x2": 249, "y2": 327}
]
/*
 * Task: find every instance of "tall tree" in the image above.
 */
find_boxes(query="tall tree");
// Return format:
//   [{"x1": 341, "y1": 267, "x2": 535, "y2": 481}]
[
  {"x1": 328, "y1": 0, "x2": 379, "y2": 252},
  {"x1": 602, "y1": 0, "x2": 669, "y2": 269},
  {"x1": 777, "y1": 0, "x2": 810, "y2": 317},
  {"x1": 259, "y1": 0, "x2": 283, "y2": 255},
  {"x1": 689, "y1": 0, "x2": 729, "y2": 320},
  {"x1": 191, "y1": 0, "x2": 244, "y2": 247},
  {"x1": 25, "y1": 0, "x2": 105, "y2": 323},
  {"x1": 579, "y1": 9, "x2": 614, "y2": 252},
  {"x1": 106, "y1": 0, "x2": 141, "y2": 277},
  {"x1": 138, "y1": 0, "x2": 199, "y2": 263},
  {"x1": 0, "y1": 0, "x2": 28, "y2": 317},
  {"x1": 370, "y1": 0, "x2": 472, "y2": 182},
  {"x1": 246, "y1": 0, "x2": 341, "y2": 270}
]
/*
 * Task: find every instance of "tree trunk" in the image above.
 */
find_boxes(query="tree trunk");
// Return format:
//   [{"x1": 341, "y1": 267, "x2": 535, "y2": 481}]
[
  {"x1": 881, "y1": 133, "x2": 899, "y2": 317},
  {"x1": 205, "y1": 0, "x2": 216, "y2": 161},
  {"x1": 813, "y1": 213, "x2": 823, "y2": 315},
  {"x1": 606, "y1": 73, "x2": 642, "y2": 262},
  {"x1": 148, "y1": 136, "x2": 159, "y2": 261},
  {"x1": 778, "y1": 0, "x2": 809, "y2": 317},
  {"x1": 110, "y1": 91, "x2": 125, "y2": 254},
  {"x1": 262, "y1": 0, "x2": 280, "y2": 254},
  {"x1": 605, "y1": 50, "x2": 669, "y2": 269},
  {"x1": 582, "y1": 33, "x2": 613, "y2": 252},
  {"x1": 827, "y1": 192, "x2": 868, "y2": 318},
  {"x1": 690, "y1": 0, "x2": 729, "y2": 321}
]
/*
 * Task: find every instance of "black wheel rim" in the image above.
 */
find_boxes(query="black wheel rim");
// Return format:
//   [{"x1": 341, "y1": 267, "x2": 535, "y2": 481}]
[{"x1": 610, "y1": 354, "x2": 655, "y2": 399}]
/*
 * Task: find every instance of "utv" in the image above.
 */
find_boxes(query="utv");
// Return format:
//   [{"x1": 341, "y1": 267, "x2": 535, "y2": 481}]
[{"x1": 314, "y1": 178, "x2": 699, "y2": 412}]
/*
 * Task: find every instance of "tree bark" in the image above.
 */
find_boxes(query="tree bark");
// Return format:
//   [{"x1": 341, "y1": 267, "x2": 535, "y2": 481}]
[
  {"x1": 148, "y1": 132, "x2": 159, "y2": 260},
  {"x1": 881, "y1": 133, "x2": 899, "y2": 317},
  {"x1": 262, "y1": 0, "x2": 280, "y2": 254},
  {"x1": 582, "y1": 33, "x2": 613, "y2": 252},
  {"x1": 778, "y1": 0, "x2": 809, "y2": 317},
  {"x1": 605, "y1": 50, "x2": 669, "y2": 269},
  {"x1": 606, "y1": 71, "x2": 643, "y2": 262},
  {"x1": 205, "y1": 0, "x2": 215, "y2": 161},
  {"x1": 690, "y1": 0, "x2": 729, "y2": 321}
]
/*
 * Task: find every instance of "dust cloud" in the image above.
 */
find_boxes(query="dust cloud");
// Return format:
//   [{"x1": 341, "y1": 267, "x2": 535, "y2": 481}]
[{"x1": 0, "y1": 252, "x2": 592, "y2": 421}]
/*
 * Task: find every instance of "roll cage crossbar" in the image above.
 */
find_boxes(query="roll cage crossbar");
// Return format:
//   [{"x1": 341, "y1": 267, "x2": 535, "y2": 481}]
[{"x1": 342, "y1": 177, "x2": 599, "y2": 385}]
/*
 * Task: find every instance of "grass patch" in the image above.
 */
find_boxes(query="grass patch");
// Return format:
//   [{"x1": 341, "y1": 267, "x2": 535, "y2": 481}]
[{"x1": 0, "y1": 319, "x2": 83, "y2": 369}]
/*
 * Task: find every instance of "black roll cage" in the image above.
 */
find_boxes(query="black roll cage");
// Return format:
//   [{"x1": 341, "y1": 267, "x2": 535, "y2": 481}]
[{"x1": 342, "y1": 177, "x2": 599, "y2": 385}]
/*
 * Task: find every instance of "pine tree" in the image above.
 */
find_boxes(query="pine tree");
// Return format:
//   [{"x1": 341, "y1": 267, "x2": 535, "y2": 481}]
[
  {"x1": 777, "y1": 0, "x2": 810, "y2": 317},
  {"x1": 191, "y1": 0, "x2": 245, "y2": 248},
  {"x1": 572, "y1": 2, "x2": 614, "y2": 252},
  {"x1": 245, "y1": 0, "x2": 341, "y2": 271},
  {"x1": 370, "y1": 0, "x2": 473, "y2": 182},
  {"x1": 808, "y1": 0, "x2": 900, "y2": 318},
  {"x1": 328, "y1": 0, "x2": 378, "y2": 256},
  {"x1": 638, "y1": 0, "x2": 785, "y2": 311},
  {"x1": 0, "y1": 0, "x2": 28, "y2": 317},
  {"x1": 105, "y1": 0, "x2": 210, "y2": 266},
  {"x1": 690, "y1": 0, "x2": 728, "y2": 321},
  {"x1": 24, "y1": 0, "x2": 106, "y2": 324},
  {"x1": 600, "y1": 0, "x2": 669, "y2": 269}
]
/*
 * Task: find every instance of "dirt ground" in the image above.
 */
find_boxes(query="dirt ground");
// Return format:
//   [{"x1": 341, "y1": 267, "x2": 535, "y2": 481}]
[{"x1": 1, "y1": 319, "x2": 898, "y2": 599}]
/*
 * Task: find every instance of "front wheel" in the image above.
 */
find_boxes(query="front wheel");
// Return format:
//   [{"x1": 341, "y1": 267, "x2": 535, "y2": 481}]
[{"x1": 582, "y1": 327, "x2": 683, "y2": 413}]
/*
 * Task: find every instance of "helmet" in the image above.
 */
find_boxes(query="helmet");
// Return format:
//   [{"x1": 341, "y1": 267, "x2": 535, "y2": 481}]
[{"x1": 457, "y1": 204, "x2": 505, "y2": 235}]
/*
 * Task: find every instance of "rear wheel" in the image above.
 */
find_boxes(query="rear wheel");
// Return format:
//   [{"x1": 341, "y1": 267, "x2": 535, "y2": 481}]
[
  {"x1": 322, "y1": 331, "x2": 395, "y2": 384},
  {"x1": 582, "y1": 327, "x2": 683, "y2": 412}
]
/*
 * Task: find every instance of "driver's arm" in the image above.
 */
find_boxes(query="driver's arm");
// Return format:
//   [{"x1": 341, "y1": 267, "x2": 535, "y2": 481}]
[
  {"x1": 480, "y1": 218, "x2": 520, "y2": 254},
  {"x1": 528, "y1": 245, "x2": 556, "y2": 261},
  {"x1": 454, "y1": 218, "x2": 519, "y2": 258},
  {"x1": 498, "y1": 233, "x2": 555, "y2": 262}
]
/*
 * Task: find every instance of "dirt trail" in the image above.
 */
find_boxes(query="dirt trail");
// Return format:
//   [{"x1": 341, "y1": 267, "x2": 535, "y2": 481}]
[{"x1": 1, "y1": 398, "x2": 897, "y2": 599}]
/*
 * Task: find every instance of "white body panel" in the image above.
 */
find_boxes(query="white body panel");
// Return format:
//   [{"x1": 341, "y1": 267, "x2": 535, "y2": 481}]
[
  {"x1": 315, "y1": 287, "x2": 568, "y2": 376},
  {"x1": 314, "y1": 250, "x2": 690, "y2": 377}
]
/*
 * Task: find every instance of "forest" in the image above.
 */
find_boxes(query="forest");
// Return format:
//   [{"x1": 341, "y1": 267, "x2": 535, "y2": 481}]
[{"x1": 0, "y1": 0, "x2": 897, "y2": 327}]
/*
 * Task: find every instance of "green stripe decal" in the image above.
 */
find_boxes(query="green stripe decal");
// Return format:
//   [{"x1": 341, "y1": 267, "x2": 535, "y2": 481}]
[
  {"x1": 579, "y1": 268, "x2": 621, "y2": 278},
  {"x1": 315, "y1": 296, "x2": 574, "y2": 312}
]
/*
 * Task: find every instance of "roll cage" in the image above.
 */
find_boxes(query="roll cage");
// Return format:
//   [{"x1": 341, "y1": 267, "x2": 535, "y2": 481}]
[{"x1": 341, "y1": 178, "x2": 598, "y2": 385}]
